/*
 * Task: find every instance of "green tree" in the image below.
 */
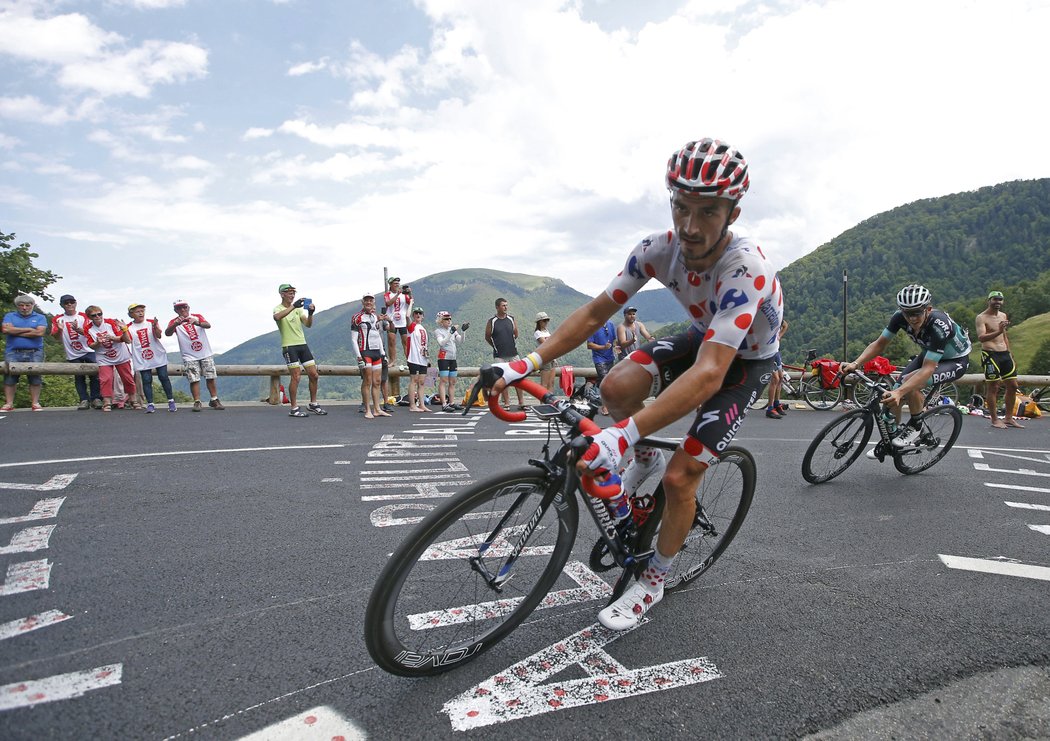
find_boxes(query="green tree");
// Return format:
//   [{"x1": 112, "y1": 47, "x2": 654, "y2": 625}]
[
  {"x1": 1, "y1": 230, "x2": 61, "y2": 303},
  {"x1": 1028, "y1": 337, "x2": 1050, "y2": 375}
]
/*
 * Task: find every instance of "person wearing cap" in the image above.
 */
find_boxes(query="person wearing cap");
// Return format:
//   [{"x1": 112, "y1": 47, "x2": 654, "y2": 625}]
[
  {"x1": 127, "y1": 303, "x2": 177, "y2": 413},
  {"x1": 977, "y1": 290, "x2": 1024, "y2": 429},
  {"x1": 616, "y1": 306, "x2": 652, "y2": 363},
  {"x1": 434, "y1": 310, "x2": 467, "y2": 411},
  {"x1": 350, "y1": 293, "x2": 391, "y2": 419},
  {"x1": 273, "y1": 283, "x2": 327, "y2": 418},
  {"x1": 84, "y1": 305, "x2": 136, "y2": 412},
  {"x1": 2, "y1": 294, "x2": 47, "y2": 412},
  {"x1": 382, "y1": 276, "x2": 413, "y2": 368},
  {"x1": 165, "y1": 300, "x2": 224, "y2": 412},
  {"x1": 405, "y1": 306, "x2": 431, "y2": 412},
  {"x1": 533, "y1": 311, "x2": 557, "y2": 391},
  {"x1": 50, "y1": 294, "x2": 102, "y2": 410}
]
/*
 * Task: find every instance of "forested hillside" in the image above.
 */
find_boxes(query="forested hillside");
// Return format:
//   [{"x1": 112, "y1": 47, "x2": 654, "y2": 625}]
[{"x1": 777, "y1": 179, "x2": 1050, "y2": 365}]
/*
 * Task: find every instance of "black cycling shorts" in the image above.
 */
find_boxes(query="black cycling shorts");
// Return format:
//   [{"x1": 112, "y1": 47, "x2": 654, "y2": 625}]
[
  {"x1": 981, "y1": 350, "x2": 1017, "y2": 381},
  {"x1": 626, "y1": 327, "x2": 775, "y2": 468}
]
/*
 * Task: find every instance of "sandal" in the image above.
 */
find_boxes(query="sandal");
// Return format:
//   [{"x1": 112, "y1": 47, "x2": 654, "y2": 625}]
[
  {"x1": 0, "y1": 405, "x2": 13, "y2": 412},
  {"x1": 102, "y1": 404, "x2": 112, "y2": 413},
  {"x1": 31, "y1": 403, "x2": 43, "y2": 412}
]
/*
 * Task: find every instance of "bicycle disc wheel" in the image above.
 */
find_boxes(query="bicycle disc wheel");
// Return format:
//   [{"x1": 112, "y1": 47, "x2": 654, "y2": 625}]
[
  {"x1": 664, "y1": 447, "x2": 756, "y2": 591},
  {"x1": 801, "y1": 376, "x2": 842, "y2": 411},
  {"x1": 801, "y1": 409, "x2": 874, "y2": 484},
  {"x1": 893, "y1": 406, "x2": 962, "y2": 475},
  {"x1": 364, "y1": 467, "x2": 578, "y2": 677}
]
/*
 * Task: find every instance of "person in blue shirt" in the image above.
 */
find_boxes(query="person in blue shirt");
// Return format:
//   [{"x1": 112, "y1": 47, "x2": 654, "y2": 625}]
[
  {"x1": 3, "y1": 294, "x2": 48, "y2": 411},
  {"x1": 586, "y1": 318, "x2": 617, "y2": 415}
]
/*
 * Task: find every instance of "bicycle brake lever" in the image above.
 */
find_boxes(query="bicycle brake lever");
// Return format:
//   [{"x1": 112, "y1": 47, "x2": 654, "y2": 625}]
[{"x1": 462, "y1": 378, "x2": 484, "y2": 415}]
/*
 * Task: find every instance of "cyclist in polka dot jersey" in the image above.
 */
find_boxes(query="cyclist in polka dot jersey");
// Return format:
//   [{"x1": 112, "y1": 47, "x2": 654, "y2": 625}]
[{"x1": 488, "y1": 138, "x2": 783, "y2": 630}]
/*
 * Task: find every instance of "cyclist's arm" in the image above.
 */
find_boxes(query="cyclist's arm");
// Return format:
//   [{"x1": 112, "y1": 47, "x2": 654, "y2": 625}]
[
  {"x1": 491, "y1": 293, "x2": 619, "y2": 394},
  {"x1": 842, "y1": 333, "x2": 891, "y2": 373}
]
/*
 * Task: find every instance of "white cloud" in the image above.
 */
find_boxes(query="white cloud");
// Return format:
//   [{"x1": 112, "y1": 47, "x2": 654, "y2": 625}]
[
  {"x1": 0, "y1": 5, "x2": 208, "y2": 98},
  {"x1": 243, "y1": 127, "x2": 274, "y2": 140},
  {"x1": 287, "y1": 58, "x2": 328, "y2": 76},
  {"x1": 0, "y1": 95, "x2": 73, "y2": 124},
  {"x1": 0, "y1": 132, "x2": 19, "y2": 148}
]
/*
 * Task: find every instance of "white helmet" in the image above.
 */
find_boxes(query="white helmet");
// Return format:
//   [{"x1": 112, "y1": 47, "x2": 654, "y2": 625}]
[
  {"x1": 666, "y1": 138, "x2": 749, "y2": 201},
  {"x1": 896, "y1": 284, "x2": 931, "y2": 310}
]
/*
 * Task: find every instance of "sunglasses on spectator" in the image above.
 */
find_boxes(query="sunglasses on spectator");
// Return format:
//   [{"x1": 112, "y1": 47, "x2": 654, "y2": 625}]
[{"x1": 88, "y1": 312, "x2": 103, "y2": 318}]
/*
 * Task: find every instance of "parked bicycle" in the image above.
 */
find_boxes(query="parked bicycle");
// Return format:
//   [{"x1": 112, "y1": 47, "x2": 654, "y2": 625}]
[
  {"x1": 801, "y1": 369, "x2": 963, "y2": 483},
  {"x1": 364, "y1": 377, "x2": 756, "y2": 677},
  {"x1": 750, "y1": 348, "x2": 844, "y2": 411}
]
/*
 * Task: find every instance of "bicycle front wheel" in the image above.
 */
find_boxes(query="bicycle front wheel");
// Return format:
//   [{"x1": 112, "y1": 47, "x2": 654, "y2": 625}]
[
  {"x1": 893, "y1": 406, "x2": 963, "y2": 475},
  {"x1": 801, "y1": 409, "x2": 874, "y2": 484},
  {"x1": 364, "y1": 467, "x2": 578, "y2": 677},
  {"x1": 801, "y1": 376, "x2": 842, "y2": 411},
  {"x1": 664, "y1": 446, "x2": 756, "y2": 591},
  {"x1": 850, "y1": 374, "x2": 891, "y2": 407}
]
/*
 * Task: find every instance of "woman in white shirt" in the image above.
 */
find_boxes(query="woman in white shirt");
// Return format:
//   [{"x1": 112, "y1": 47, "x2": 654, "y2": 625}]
[{"x1": 533, "y1": 311, "x2": 557, "y2": 391}]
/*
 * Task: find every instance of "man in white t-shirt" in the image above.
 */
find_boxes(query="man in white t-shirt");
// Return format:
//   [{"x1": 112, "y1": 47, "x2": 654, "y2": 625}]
[
  {"x1": 127, "y1": 302, "x2": 176, "y2": 413},
  {"x1": 165, "y1": 299, "x2": 225, "y2": 412},
  {"x1": 50, "y1": 294, "x2": 102, "y2": 409}
]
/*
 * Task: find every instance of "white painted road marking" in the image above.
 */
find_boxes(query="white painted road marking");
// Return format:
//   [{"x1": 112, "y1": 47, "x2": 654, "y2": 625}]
[
  {"x1": 0, "y1": 445, "x2": 344, "y2": 469},
  {"x1": 0, "y1": 497, "x2": 65, "y2": 524},
  {"x1": 235, "y1": 705, "x2": 367, "y2": 740},
  {"x1": 0, "y1": 474, "x2": 78, "y2": 491},
  {"x1": 443, "y1": 621, "x2": 722, "y2": 731},
  {"x1": 972, "y1": 463, "x2": 1050, "y2": 478},
  {"x1": 939, "y1": 554, "x2": 1050, "y2": 582},
  {"x1": 1005, "y1": 501, "x2": 1050, "y2": 511},
  {"x1": 0, "y1": 525, "x2": 56, "y2": 554},
  {"x1": 0, "y1": 664, "x2": 122, "y2": 711},
  {"x1": 1028, "y1": 525, "x2": 1050, "y2": 535},
  {"x1": 985, "y1": 483, "x2": 1050, "y2": 494},
  {"x1": 0, "y1": 610, "x2": 73, "y2": 641},
  {"x1": 0, "y1": 559, "x2": 52, "y2": 595}
]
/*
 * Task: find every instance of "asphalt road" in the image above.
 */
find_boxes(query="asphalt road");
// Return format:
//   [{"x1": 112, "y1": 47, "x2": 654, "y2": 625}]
[{"x1": 1, "y1": 401, "x2": 1048, "y2": 740}]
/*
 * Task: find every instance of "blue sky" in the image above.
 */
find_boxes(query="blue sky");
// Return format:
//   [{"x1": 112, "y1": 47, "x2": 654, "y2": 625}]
[{"x1": 3, "y1": 0, "x2": 1049, "y2": 352}]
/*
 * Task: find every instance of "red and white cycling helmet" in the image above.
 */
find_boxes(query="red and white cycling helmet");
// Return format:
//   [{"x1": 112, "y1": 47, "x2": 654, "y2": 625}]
[
  {"x1": 896, "y1": 284, "x2": 932, "y2": 310},
  {"x1": 666, "y1": 138, "x2": 750, "y2": 201}
]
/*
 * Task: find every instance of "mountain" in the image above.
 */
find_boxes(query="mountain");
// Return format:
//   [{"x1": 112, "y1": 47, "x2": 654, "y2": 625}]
[
  {"x1": 777, "y1": 178, "x2": 1050, "y2": 367},
  {"x1": 215, "y1": 269, "x2": 683, "y2": 401}
]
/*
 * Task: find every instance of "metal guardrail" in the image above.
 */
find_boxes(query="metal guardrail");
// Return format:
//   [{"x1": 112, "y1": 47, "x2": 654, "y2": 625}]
[{"x1": 4, "y1": 361, "x2": 1048, "y2": 405}]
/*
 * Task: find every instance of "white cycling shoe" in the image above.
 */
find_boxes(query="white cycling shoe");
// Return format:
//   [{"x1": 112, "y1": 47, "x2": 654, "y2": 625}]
[
  {"x1": 891, "y1": 425, "x2": 921, "y2": 448},
  {"x1": 598, "y1": 579, "x2": 664, "y2": 631}
]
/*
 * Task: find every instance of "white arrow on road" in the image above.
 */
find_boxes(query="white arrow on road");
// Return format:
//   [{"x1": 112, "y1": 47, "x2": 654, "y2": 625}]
[{"x1": 0, "y1": 474, "x2": 78, "y2": 492}]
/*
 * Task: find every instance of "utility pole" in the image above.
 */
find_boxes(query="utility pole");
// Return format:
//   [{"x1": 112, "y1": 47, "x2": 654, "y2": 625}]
[{"x1": 842, "y1": 269, "x2": 848, "y2": 359}]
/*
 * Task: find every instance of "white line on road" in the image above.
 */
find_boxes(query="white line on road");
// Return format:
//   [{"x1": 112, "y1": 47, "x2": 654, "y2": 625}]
[
  {"x1": 0, "y1": 473, "x2": 78, "y2": 491},
  {"x1": 0, "y1": 559, "x2": 52, "y2": 595},
  {"x1": 0, "y1": 664, "x2": 122, "y2": 711},
  {"x1": 0, "y1": 445, "x2": 345, "y2": 469},
  {"x1": 0, "y1": 497, "x2": 65, "y2": 524},
  {"x1": 985, "y1": 483, "x2": 1050, "y2": 494},
  {"x1": 939, "y1": 554, "x2": 1050, "y2": 582},
  {"x1": 0, "y1": 610, "x2": 73, "y2": 641},
  {"x1": 1028, "y1": 525, "x2": 1050, "y2": 535},
  {"x1": 972, "y1": 463, "x2": 1050, "y2": 478},
  {"x1": 0, "y1": 525, "x2": 56, "y2": 555},
  {"x1": 1005, "y1": 501, "x2": 1050, "y2": 511},
  {"x1": 235, "y1": 705, "x2": 367, "y2": 740}
]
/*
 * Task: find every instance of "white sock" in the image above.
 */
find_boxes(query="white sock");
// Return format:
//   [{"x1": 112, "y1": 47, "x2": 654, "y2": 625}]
[
  {"x1": 619, "y1": 444, "x2": 665, "y2": 498},
  {"x1": 639, "y1": 547, "x2": 675, "y2": 593}
]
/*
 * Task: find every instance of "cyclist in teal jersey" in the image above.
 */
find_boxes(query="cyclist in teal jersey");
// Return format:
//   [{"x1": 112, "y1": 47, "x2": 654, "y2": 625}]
[{"x1": 841, "y1": 284, "x2": 971, "y2": 448}]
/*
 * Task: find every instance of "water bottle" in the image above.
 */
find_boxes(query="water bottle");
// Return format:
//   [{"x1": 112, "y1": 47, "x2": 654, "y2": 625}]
[
  {"x1": 603, "y1": 475, "x2": 630, "y2": 522},
  {"x1": 880, "y1": 407, "x2": 897, "y2": 435}
]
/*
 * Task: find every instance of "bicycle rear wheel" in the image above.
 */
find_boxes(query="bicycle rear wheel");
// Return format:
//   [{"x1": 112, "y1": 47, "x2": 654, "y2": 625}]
[
  {"x1": 364, "y1": 467, "x2": 578, "y2": 677},
  {"x1": 893, "y1": 406, "x2": 962, "y2": 474},
  {"x1": 801, "y1": 376, "x2": 842, "y2": 411},
  {"x1": 801, "y1": 409, "x2": 874, "y2": 483},
  {"x1": 663, "y1": 446, "x2": 756, "y2": 591}
]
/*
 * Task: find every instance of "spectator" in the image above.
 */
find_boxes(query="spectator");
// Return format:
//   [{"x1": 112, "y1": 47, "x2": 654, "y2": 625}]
[
  {"x1": 977, "y1": 290, "x2": 1024, "y2": 429},
  {"x1": 273, "y1": 283, "x2": 327, "y2": 418},
  {"x1": 485, "y1": 297, "x2": 526, "y2": 410},
  {"x1": 534, "y1": 311, "x2": 557, "y2": 391},
  {"x1": 351, "y1": 293, "x2": 391, "y2": 419},
  {"x1": 50, "y1": 294, "x2": 102, "y2": 410},
  {"x1": 586, "y1": 317, "x2": 617, "y2": 415},
  {"x1": 765, "y1": 319, "x2": 790, "y2": 418},
  {"x1": 84, "y1": 305, "x2": 137, "y2": 412},
  {"x1": 382, "y1": 277, "x2": 412, "y2": 368},
  {"x1": 2, "y1": 294, "x2": 47, "y2": 412},
  {"x1": 434, "y1": 310, "x2": 466, "y2": 411},
  {"x1": 127, "y1": 303, "x2": 176, "y2": 413},
  {"x1": 615, "y1": 306, "x2": 652, "y2": 362},
  {"x1": 164, "y1": 299, "x2": 225, "y2": 412},
  {"x1": 406, "y1": 307, "x2": 431, "y2": 412}
]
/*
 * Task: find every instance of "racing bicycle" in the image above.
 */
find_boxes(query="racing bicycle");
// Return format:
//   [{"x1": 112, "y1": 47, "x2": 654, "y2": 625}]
[
  {"x1": 801, "y1": 369, "x2": 963, "y2": 483},
  {"x1": 750, "y1": 348, "x2": 845, "y2": 411},
  {"x1": 364, "y1": 376, "x2": 756, "y2": 677}
]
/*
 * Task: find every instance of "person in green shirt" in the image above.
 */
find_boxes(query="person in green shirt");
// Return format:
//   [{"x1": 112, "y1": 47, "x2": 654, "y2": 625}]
[{"x1": 273, "y1": 283, "x2": 327, "y2": 418}]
